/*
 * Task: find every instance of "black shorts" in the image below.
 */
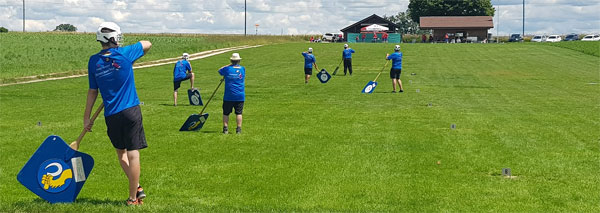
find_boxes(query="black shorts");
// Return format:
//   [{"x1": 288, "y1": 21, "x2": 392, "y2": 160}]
[
  {"x1": 223, "y1": 101, "x2": 244, "y2": 115},
  {"x1": 390, "y1": 68, "x2": 402, "y2": 79},
  {"x1": 304, "y1": 68, "x2": 313, "y2": 75},
  {"x1": 174, "y1": 73, "x2": 193, "y2": 91},
  {"x1": 105, "y1": 105, "x2": 147, "y2": 150}
]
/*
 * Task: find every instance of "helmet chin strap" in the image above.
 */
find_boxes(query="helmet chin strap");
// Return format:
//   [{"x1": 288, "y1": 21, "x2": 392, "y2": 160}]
[{"x1": 104, "y1": 36, "x2": 118, "y2": 46}]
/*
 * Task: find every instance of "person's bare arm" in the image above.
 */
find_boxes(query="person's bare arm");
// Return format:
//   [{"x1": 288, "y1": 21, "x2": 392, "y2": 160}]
[
  {"x1": 84, "y1": 89, "x2": 99, "y2": 131},
  {"x1": 140, "y1": 40, "x2": 152, "y2": 54}
]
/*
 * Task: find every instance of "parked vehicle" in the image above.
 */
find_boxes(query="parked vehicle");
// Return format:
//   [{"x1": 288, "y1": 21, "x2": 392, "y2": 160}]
[
  {"x1": 564, "y1": 34, "x2": 579, "y2": 41},
  {"x1": 545, "y1": 35, "x2": 562, "y2": 42},
  {"x1": 508, "y1": 34, "x2": 523, "y2": 42},
  {"x1": 322, "y1": 33, "x2": 335, "y2": 42},
  {"x1": 531, "y1": 35, "x2": 547, "y2": 42},
  {"x1": 581, "y1": 34, "x2": 600, "y2": 41}
]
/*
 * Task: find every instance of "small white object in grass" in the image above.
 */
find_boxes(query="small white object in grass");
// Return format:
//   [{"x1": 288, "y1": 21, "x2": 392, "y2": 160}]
[
  {"x1": 587, "y1": 82, "x2": 598, "y2": 85},
  {"x1": 37, "y1": 121, "x2": 42, "y2": 126},
  {"x1": 428, "y1": 103, "x2": 432, "y2": 107},
  {"x1": 409, "y1": 80, "x2": 412, "y2": 84},
  {"x1": 451, "y1": 124, "x2": 456, "y2": 129},
  {"x1": 140, "y1": 102, "x2": 144, "y2": 105},
  {"x1": 416, "y1": 89, "x2": 420, "y2": 93}
]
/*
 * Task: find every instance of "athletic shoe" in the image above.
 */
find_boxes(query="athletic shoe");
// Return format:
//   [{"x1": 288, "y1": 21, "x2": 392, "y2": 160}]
[
  {"x1": 399, "y1": 90, "x2": 404, "y2": 93},
  {"x1": 392, "y1": 91, "x2": 396, "y2": 93},
  {"x1": 236, "y1": 127, "x2": 242, "y2": 134},
  {"x1": 137, "y1": 186, "x2": 146, "y2": 200},
  {"x1": 126, "y1": 198, "x2": 141, "y2": 206},
  {"x1": 223, "y1": 127, "x2": 228, "y2": 134}
]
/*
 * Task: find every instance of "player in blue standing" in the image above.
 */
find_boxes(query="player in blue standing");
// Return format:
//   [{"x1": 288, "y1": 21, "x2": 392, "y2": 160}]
[
  {"x1": 386, "y1": 45, "x2": 404, "y2": 93},
  {"x1": 173, "y1": 52, "x2": 195, "y2": 106},
  {"x1": 301, "y1": 48, "x2": 319, "y2": 84},
  {"x1": 84, "y1": 22, "x2": 152, "y2": 205},
  {"x1": 219, "y1": 53, "x2": 246, "y2": 134},
  {"x1": 342, "y1": 44, "x2": 355, "y2": 76}
]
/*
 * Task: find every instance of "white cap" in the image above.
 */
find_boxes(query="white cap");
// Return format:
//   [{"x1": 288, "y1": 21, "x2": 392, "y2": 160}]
[
  {"x1": 394, "y1": 45, "x2": 401, "y2": 51},
  {"x1": 344, "y1": 44, "x2": 348, "y2": 48},
  {"x1": 230, "y1": 53, "x2": 242, "y2": 60},
  {"x1": 182, "y1": 53, "x2": 189, "y2": 59},
  {"x1": 308, "y1": 48, "x2": 313, "y2": 53},
  {"x1": 96, "y1": 22, "x2": 122, "y2": 44}
]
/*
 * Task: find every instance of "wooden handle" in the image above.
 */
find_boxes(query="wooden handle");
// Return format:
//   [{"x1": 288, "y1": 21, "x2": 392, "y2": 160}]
[
  {"x1": 72, "y1": 103, "x2": 104, "y2": 150},
  {"x1": 199, "y1": 78, "x2": 224, "y2": 115},
  {"x1": 373, "y1": 60, "x2": 390, "y2": 82}
]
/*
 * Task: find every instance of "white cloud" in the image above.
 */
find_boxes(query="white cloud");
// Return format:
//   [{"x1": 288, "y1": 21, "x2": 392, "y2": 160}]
[{"x1": 0, "y1": 0, "x2": 598, "y2": 35}]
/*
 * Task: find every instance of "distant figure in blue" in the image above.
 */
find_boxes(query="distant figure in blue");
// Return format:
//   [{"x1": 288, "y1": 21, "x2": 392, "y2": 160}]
[
  {"x1": 342, "y1": 44, "x2": 355, "y2": 76},
  {"x1": 301, "y1": 48, "x2": 319, "y2": 84},
  {"x1": 172, "y1": 53, "x2": 195, "y2": 106},
  {"x1": 218, "y1": 53, "x2": 246, "y2": 134},
  {"x1": 386, "y1": 45, "x2": 404, "y2": 93}
]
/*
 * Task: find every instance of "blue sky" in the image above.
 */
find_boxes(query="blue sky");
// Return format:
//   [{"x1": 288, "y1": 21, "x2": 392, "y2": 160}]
[{"x1": 1, "y1": 0, "x2": 599, "y2": 36}]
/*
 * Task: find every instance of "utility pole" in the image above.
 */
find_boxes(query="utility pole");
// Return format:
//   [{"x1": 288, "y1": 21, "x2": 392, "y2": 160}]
[
  {"x1": 522, "y1": 0, "x2": 525, "y2": 39},
  {"x1": 255, "y1": 24, "x2": 259, "y2": 35},
  {"x1": 244, "y1": 0, "x2": 247, "y2": 36},
  {"x1": 23, "y1": 0, "x2": 25, "y2": 32},
  {"x1": 497, "y1": 5, "x2": 499, "y2": 42}
]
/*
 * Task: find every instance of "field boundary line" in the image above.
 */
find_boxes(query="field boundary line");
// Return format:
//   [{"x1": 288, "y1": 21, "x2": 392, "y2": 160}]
[{"x1": 0, "y1": 45, "x2": 262, "y2": 87}]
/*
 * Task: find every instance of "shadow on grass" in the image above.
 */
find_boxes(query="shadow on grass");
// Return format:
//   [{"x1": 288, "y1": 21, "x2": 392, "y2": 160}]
[
  {"x1": 159, "y1": 103, "x2": 201, "y2": 107},
  {"x1": 13, "y1": 197, "x2": 123, "y2": 207}
]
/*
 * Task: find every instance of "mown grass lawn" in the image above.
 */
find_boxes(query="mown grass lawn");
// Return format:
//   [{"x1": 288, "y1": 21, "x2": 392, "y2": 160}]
[{"x1": 0, "y1": 41, "x2": 599, "y2": 211}]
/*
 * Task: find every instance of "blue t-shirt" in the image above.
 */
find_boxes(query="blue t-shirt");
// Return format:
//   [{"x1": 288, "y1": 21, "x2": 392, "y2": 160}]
[
  {"x1": 88, "y1": 42, "x2": 144, "y2": 116},
  {"x1": 342, "y1": 49, "x2": 355, "y2": 59},
  {"x1": 173, "y1": 60, "x2": 192, "y2": 82},
  {"x1": 302, "y1": 52, "x2": 316, "y2": 69},
  {"x1": 386, "y1": 52, "x2": 403, "y2": 70},
  {"x1": 218, "y1": 65, "x2": 246, "y2": 101}
]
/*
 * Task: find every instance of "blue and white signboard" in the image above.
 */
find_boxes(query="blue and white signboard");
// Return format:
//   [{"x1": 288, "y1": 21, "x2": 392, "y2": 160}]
[
  {"x1": 17, "y1": 135, "x2": 94, "y2": 203},
  {"x1": 317, "y1": 69, "x2": 331, "y2": 84},
  {"x1": 361, "y1": 81, "x2": 378, "y2": 93},
  {"x1": 188, "y1": 89, "x2": 203, "y2": 106}
]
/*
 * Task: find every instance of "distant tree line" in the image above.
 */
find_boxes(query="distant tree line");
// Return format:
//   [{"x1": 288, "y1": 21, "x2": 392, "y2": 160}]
[
  {"x1": 54, "y1": 24, "x2": 77, "y2": 32},
  {"x1": 0, "y1": 27, "x2": 8, "y2": 33}
]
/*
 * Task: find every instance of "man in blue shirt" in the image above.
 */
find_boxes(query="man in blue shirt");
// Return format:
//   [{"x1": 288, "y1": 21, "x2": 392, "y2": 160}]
[
  {"x1": 301, "y1": 48, "x2": 319, "y2": 84},
  {"x1": 386, "y1": 45, "x2": 404, "y2": 93},
  {"x1": 84, "y1": 22, "x2": 152, "y2": 205},
  {"x1": 173, "y1": 53, "x2": 195, "y2": 106},
  {"x1": 342, "y1": 44, "x2": 355, "y2": 76},
  {"x1": 218, "y1": 53, "x2": 246, "y2": 134}
]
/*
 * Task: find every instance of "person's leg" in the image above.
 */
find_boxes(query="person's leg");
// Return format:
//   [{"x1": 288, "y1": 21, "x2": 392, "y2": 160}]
[
  {"x1": 173, "y1": 90, "x2": 177, "y2": 106},
  {"x1": 398, "y1": 78, "x2": 404, "y2": 92},
  {"x1": 343, "y1": 60, "x2": 348, "y2": 75},
  {"x1": 116, "y1": 149, "x2": 140, "y2": 200},
  {"x1": 348, "y1": 59, "x2": 353, "y2": 75},
  {"x1": 305, "y1": 74, "x2": 311, "y2": 84},
  {"x1": 392, "y1": 79, "x2": 397, "y2": 92},
  {"x1": 236, "y1": 114, "x2": 242, "y2": 128},
  {"x1": 223, "y1": 114, "x2": 229, "y2": 128},
  {"x1": 190, "y1": 73, "x2": 195, "y2": 88}
]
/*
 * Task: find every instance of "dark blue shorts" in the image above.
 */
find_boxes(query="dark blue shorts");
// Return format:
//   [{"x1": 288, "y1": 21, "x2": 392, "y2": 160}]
[
  {"x1": 304, "y1": 68, "x2": 313, "y2": 75},
  {"x1": 390, "y1": 68, "x2": 402, "y2": 79}
]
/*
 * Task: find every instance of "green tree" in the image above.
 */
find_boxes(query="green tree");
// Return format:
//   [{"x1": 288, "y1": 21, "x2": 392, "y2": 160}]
[
  {"x1": 384, "y1": 10, "x2": 429, "y2": 35},
  {"x1": 54, "y1": 24, "x2": 77, "y2": 32},
  {"x1": 0, "y1": 27, "x2": 8, "y2": 33},
  {"x1": 408, "y1": 0, "x2": 495, "y2": 24}
]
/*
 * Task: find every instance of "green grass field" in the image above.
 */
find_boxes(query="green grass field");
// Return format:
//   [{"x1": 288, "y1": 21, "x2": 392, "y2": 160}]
[
  {"x1": 0, "y1": 40, "x2": 599, "y2": 211},
  {"x1": 0, "y1": 32, "x2": 307, "y2": 83}
]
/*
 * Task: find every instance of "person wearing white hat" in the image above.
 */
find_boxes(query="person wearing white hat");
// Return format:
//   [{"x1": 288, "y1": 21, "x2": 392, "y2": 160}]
[
  {"x1": 218, "y1": 53, "x2": 246, "y2": 134},
  {"x1": 84, "y1": 22, "x2": 152, "y2": 205},
  {"x1": 386, "y1": 45, "x2": 404, "y2": 93},
  {"x1": 173, "y1": 52, "x2": 195, "y2": 106},
  {"x1": 301, "y1": 48, "x2": 319, "y2": 84},
  {"x1": 342, "y1": 44, "x2": 355, "y2": 76}
]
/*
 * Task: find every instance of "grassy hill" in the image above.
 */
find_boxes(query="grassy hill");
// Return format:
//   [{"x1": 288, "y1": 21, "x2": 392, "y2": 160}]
[{"x1": 0, "y1": 40, "x2": 599, "y2": 211}]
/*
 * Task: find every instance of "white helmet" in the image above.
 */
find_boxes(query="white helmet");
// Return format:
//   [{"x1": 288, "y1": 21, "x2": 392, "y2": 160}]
[
  {"x1": 182, "y1": 53, "x2": 190, "y2": 60},
  {"x1": 308, "y1": 47, "x2": 313, "y2": 53},
  {"x1": 344, "y1": 44, "x2": 348, "y2": 48},
  {"x1": 394, "y1": 45, "x2": 401, "y2": 51},
  {"x1": 96, "y1": 22, "x2": 122, "y2": 45}
]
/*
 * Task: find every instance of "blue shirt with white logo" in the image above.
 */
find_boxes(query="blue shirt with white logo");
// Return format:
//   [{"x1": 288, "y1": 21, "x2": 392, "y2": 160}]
[
  {"x1": 218, "y1": 65, "x2": 246, "y2": 101},
  {"x1": 386, "y1": 52, "x2": 403, "y2": 70},
  {"x1": 173, "y1": 60, "x2": 192, "y2": 82},
  {"x1": 302, "y1": 52, "x2": 316, "y2": 69},
  {"x1": 88, "y1": 42, "x2": 144, "y2": 116},
  {"x1": 343, "y1": 49, "x2": 355, "y2": 59}
]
